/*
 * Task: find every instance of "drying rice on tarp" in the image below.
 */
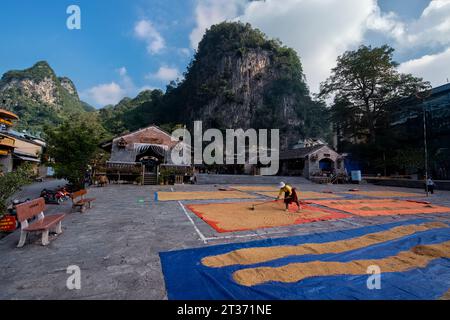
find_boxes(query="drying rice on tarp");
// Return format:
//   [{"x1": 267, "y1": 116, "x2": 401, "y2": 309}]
[
  {"x1": 342, "y1": 191, "x2": 424, "y2": 198},
  {"x1": 232, "y1": 240, "x2": 450, "y2": 286},
  {"x1": 309, "y1": 199, "x2": 450, "y2": 216},
  {"x1": 159, "y1": 218, "x2": 450, "y2": 299},
  {"x1": 256, "y1": 191, "x2": 342, "y2": 199},
  {"x1": 156, "y1": 190, "x2": 257, "y2": 201},
  {"x1": 440, "y1": 289, "x2": 450, "y2": 300},
  {"x1": 202, "y1": 222, "x2": 448, "y2": 267},
  {"x1": 186, "y1": 201, "x2": 349, "y2": 232}
]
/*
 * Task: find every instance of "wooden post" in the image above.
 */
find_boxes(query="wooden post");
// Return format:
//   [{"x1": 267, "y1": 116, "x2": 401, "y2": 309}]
[{"x1": 156, "y1": 165, "x2": 160, "y2": 185}]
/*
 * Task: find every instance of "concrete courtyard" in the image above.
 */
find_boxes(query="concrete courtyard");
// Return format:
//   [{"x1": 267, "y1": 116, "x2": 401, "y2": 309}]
[{"x1": 1, "y1": 178, "x2": 450, "y2": 300}]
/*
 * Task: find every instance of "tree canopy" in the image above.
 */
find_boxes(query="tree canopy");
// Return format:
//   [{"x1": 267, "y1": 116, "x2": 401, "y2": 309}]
[
  {"x1": 44, "y1": 114, "x2": 110, "y2": 189},
  {"x1": 0, "y1": 164, "x2": 33, "y2": 214},
  {"x1": 320, "y1": 45, "x2": 430, "y2": 143}
]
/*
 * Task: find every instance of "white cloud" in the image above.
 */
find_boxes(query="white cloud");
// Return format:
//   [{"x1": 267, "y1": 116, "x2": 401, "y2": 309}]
[
  {"x1": 189, "y1": 0, "x2": 247, "y2": 49},
  {"x1": 179, "y1": 48, "x2": 192, "y2": 57},
  {"x1": 189, "y1": 0, "x2": 450, "y2": 93},
  {"x1": 147, "y1": 66, "x2": 181, "y2": 82},
  {"x1": 117, "y1": 67, "x2": 127, "y2": 77},
  {"x1": 367, "y1": 0, "x2": 450, "y2": 50},
  {"x1": 366, "y1": 6, "x2": 405, "y2": 39},
  {"x1": 398, "y1": 47, "x2": 450, "y2": 87},
  {"x1": 82, "y1": 67, "x2": 148, "y2": 107},
  {"x1": 239, "y1": 0, "x2": 379, "y2": 92},
  {"x1": 134, "y1": 19, "x2": 166, "y2": 54},
  {"x1": 406, "y1": 0, "x2": 450, "y2": 48},
  {"x1": 82, "y1": 82, "x2": 126, "y2": 106},
  {"x1": 115, "y1": 67, "x2": 134, "y2": 92},
  {"x1": 82, "y1": 65, "x2": 180, "y2": 107}
]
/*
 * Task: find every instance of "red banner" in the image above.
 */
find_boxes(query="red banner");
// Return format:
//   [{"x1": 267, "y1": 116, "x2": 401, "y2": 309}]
[{"x1": 0, "y1": 215, "x2": 17, "y2": 232}]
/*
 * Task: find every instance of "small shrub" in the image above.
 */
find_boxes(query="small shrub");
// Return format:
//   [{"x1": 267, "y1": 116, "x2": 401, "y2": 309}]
[{"x1": 0, "y1": 164, "x2": 33, "y2": 214}]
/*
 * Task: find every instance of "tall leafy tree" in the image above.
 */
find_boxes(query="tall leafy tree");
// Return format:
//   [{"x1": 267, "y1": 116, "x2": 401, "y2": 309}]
[
  {"x1": 319, "y1": 45, "x2": 430, "y2": 143},
  {"x1": 44, "y1": 114, "x2": 110, "y2": 189}
]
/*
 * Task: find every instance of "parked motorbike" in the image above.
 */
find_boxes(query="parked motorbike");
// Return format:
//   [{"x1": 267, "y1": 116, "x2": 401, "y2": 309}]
[
  {"x1": 8, "y1": 199, "x2": 31, "y2": 213},
  {"x1": 40, "y1": 188, "x2": 65, "y2": 205},
  {"x1": 55, "y1": 186, "x2": 71, "y2": 201},
  {"x1": 1, "y1": 199, "x2": 31, "y2": 232}
]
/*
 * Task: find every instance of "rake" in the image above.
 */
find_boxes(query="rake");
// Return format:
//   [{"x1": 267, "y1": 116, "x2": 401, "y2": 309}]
[{"x1": 249, "y1": 197, "x2": 292, "y2": 211}]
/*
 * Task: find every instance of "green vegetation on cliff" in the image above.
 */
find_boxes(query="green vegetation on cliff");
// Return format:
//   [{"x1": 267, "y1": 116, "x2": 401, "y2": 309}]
[{"x1": 0, "y1": 61, "x2": 93, "y2": 134}]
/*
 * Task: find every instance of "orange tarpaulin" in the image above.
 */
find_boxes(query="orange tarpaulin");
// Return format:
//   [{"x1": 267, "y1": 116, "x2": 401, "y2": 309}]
[
  {"x1": 342, "y1": 191, "x2": 424, "y2": 198},
  {"x1": 308, "y1": 199, "x2": 450, "y2": 217},
  {"x1": 256, "y1": 191, "x2": 342, "y2": 199},
  {"x1": 186, "y1": 201, "x2": 349, "y2": 233}
]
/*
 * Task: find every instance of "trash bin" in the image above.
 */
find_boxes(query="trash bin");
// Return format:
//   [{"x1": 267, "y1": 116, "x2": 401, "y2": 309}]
[{"x1": 351, "y1": 170, "x2": 362, "y2": 184}]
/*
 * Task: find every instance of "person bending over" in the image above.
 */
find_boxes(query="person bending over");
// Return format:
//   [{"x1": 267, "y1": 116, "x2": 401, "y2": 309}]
[{"x1": 276, "y1": 182, "x2": 301, "y2": 212}]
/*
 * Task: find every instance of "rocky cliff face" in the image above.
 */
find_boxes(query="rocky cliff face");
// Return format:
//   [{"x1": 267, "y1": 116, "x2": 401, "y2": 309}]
[
  {"x1": 169, "y1": 22, "x2": 328, "y2": 149},
  {"x1": 0, "y1": 61, "x2": 90, "y2": 132},
  {"x1": 188, "y1": 48, "x2": 302, "y2": 131},
  {"x1": 59, "y1": 77, "x2": 78, "y2": 98}
]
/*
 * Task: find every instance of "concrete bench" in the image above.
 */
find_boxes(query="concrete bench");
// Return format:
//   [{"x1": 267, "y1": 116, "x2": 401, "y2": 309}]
[
  {"x1": 71, "y1": 189, "x2": 96, "y2": 213},
  {"x1": 16, "y1": 198, "x2": 65, "y2": 248}
]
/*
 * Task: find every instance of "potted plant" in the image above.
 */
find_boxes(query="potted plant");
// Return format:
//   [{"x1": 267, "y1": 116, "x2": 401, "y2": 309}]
[{"x1": 135, "y1": 176, "x2": 143, "y2": 185}]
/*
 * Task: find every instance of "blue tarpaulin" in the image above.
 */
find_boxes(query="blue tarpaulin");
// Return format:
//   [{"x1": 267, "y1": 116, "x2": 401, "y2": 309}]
[{"x1": 160, "y1": 218, "x2": 450, "y2": 300}]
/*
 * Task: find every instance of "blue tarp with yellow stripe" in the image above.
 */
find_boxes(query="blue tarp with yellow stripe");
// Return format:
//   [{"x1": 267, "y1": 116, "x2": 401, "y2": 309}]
[{"x1": 160, "y1": 218, "x2": 450, "y2": 300}]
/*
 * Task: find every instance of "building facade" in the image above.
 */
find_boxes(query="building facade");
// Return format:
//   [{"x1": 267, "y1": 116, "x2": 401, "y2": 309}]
[
  {"x1": 0, "y1": 109, "x2": 46, "y2": 175},
  {"x1": 279, "y1": 144, "x2": 346, "y2": 179},
  {"x1": 390, "y1": 83, "x2": 450, "y2": 179},
  {"x1": 100, "y1": 125, "x2": 191, "y2": 184}
]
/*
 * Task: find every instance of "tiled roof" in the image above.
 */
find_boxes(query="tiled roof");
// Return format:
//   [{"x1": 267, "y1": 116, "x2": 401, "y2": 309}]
[{"x1": 279, "y1": 145, "x2": 327, "y2": 160}]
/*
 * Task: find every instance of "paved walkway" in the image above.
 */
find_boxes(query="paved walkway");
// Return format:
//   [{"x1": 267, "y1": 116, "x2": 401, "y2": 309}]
[{"x1": 1, "y1": 181, "x2": 450, "y2": 299}]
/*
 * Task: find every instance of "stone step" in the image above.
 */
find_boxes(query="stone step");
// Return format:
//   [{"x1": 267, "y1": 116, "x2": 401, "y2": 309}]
[{"x1": 144, "y1": 175, "x2": 158, "y2": 185}]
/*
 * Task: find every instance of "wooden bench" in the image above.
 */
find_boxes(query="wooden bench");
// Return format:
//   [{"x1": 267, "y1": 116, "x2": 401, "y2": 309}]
[
  {"x1": 16, "y1": 198, "x2": 65, "y2": 248},
  {"x1": 70, "y1": 189, "x2": 96, "y2": 212}
]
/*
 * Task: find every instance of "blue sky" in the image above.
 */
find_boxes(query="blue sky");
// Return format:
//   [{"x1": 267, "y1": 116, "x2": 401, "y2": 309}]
[{"x1": 1, "y1": 0, "x2": 449, "y2": 108}]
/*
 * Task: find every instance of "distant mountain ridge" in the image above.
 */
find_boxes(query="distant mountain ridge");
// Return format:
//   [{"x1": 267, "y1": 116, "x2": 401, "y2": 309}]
[{"x1": 0, "y1": 61, "x2": 94, "y2": 133}]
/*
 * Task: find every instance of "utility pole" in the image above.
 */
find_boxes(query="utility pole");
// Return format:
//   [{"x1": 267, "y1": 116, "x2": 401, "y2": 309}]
[
  {"x1": 415, "y1": 88, "x2": 432, "y2": 197},
  {"x1": 422, "y1": 104, "x2": 429, "y2": 197}
]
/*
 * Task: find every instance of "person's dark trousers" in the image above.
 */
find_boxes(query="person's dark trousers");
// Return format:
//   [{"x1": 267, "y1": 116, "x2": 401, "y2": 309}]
[{"x1": 429, "y1": 185, "x2": 434, "y2": 194}]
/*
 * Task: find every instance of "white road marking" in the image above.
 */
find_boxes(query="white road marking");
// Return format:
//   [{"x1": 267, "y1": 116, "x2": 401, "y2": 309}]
[
  {"x1": 204, "y1": 229, "x2": 291, "y2": 241},
  {"x1": 178, "y1": 201, "x2": 208, "y2": 244}
]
